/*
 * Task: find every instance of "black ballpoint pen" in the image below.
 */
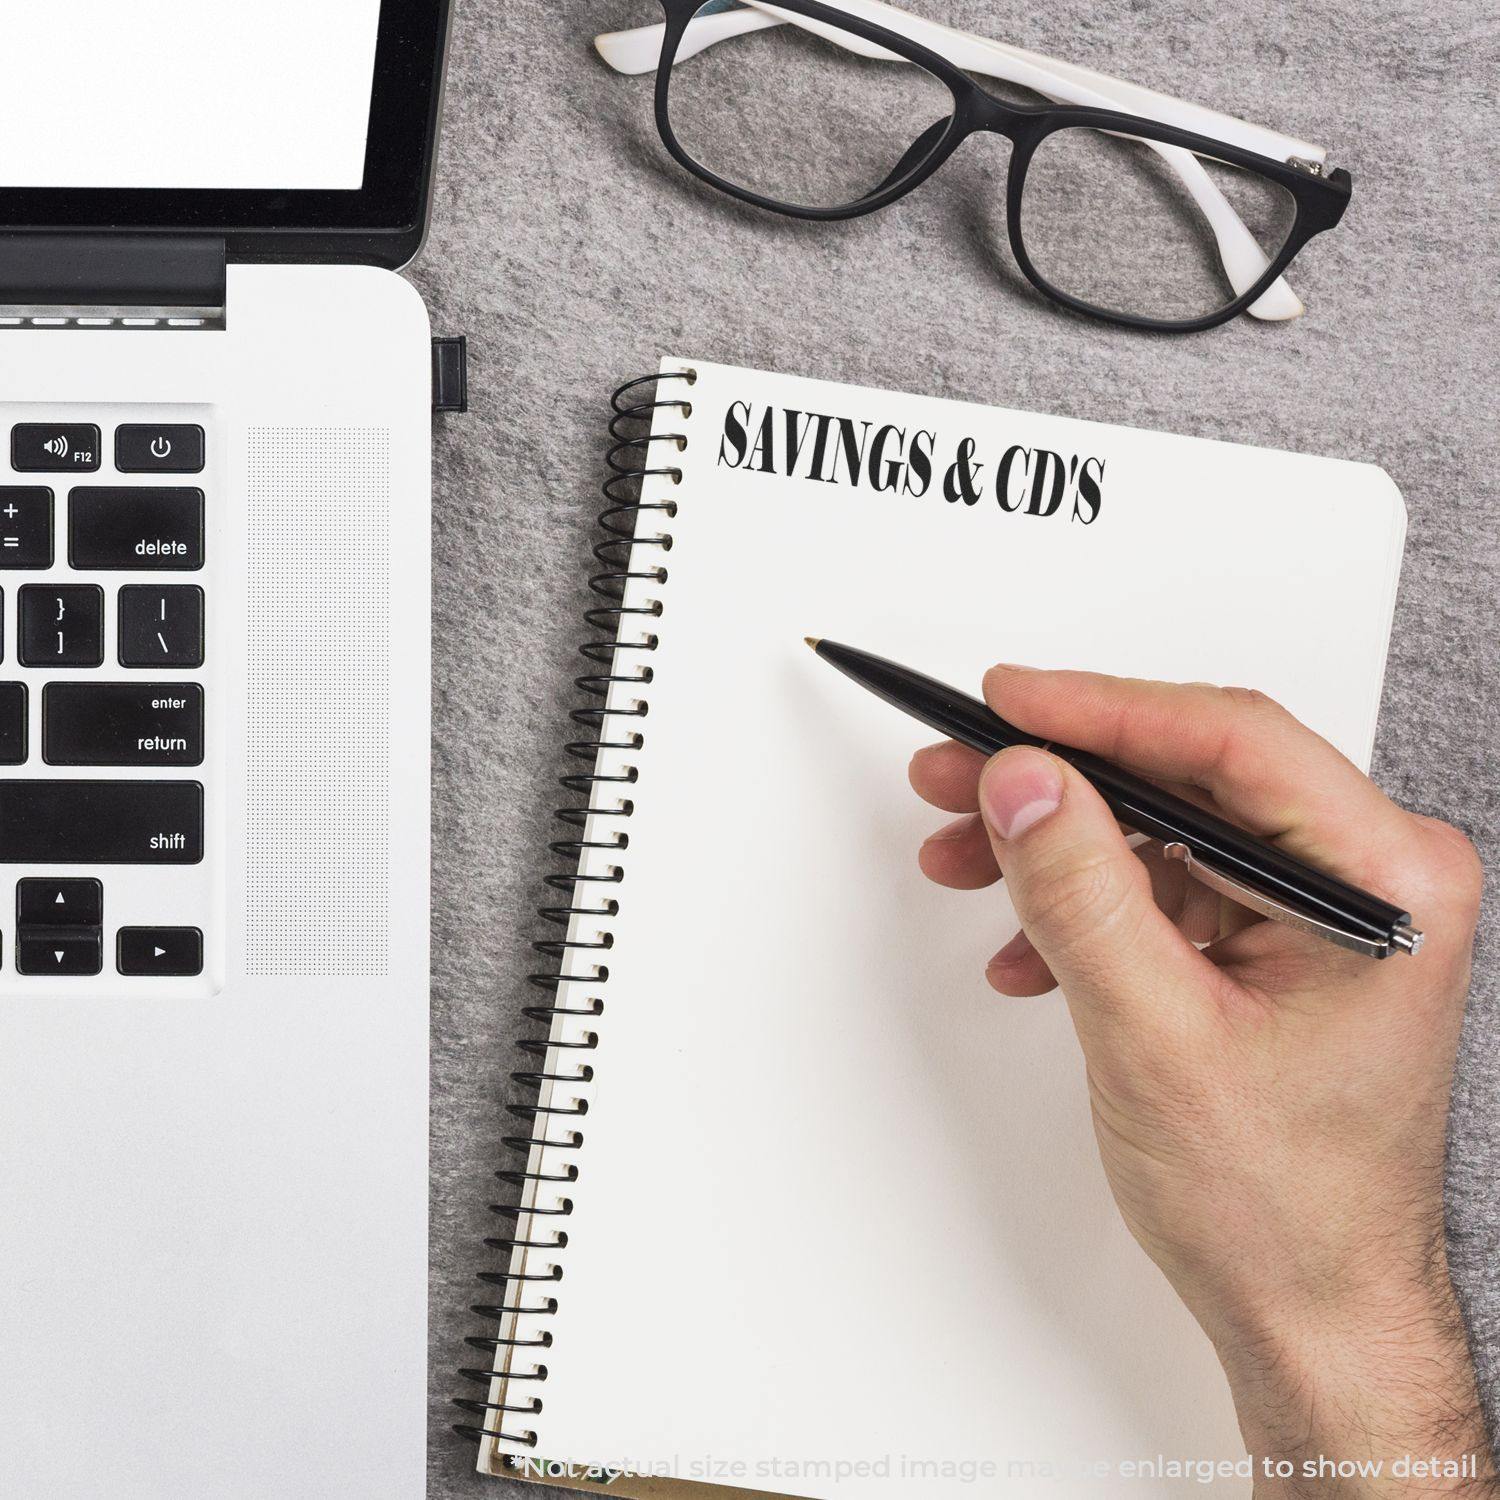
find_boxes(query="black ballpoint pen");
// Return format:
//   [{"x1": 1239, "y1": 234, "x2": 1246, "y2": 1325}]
[{"x1": 806, "y1": 637, "x2": 1423, "y2": 959}]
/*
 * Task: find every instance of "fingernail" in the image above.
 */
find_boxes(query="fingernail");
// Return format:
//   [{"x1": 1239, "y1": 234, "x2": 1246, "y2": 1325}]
[
  {"x1": 908, "y1": 743, "x2": 942, "y2": 772},
  {"x1": 987, "y1": 929, "x2": 1034, "y2": 970},
  {"x1": 923, "y1": 813, "x2": 976, "y2": 844},
  {"x1": 983, "y1": 662, "x2": 1039, "y2": 700},
  {"x1": 980, "y1": 750, "x2": 1063, "y2": 840}
]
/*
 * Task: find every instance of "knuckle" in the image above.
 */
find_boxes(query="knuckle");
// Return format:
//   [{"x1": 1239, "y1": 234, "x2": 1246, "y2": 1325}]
[
  {"x1": 1210, "y1": 687, "x2": 1295, "y2": 788},
  {"x1": 1396, "y1": 816, "x2": 1484, "y2": 916},
  {"x1": 1427, "y1": 823, "x2": 1485, "y2": 907},
  {"x1": 1024, "y1": 849, "x2": 1130, "y2": 937},
  {"x1": 1218, "y1": 684, "x2": 1286, "y2": 718}
]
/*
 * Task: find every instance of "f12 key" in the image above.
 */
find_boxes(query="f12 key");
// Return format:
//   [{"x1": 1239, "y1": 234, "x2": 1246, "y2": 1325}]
[{"x1": 12, "y1": 424, "x2": 100, "y2": 473}]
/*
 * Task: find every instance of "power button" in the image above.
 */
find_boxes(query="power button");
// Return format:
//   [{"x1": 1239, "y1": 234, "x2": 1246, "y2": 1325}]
[{"x1": 115, "y1": 424, "x2": 205, "y2": 474}]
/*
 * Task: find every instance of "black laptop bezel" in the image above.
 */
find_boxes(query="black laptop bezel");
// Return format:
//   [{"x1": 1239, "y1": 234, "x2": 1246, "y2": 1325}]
[{"x1": 0, "y1": 0, "x2": 451, "y2": 269}]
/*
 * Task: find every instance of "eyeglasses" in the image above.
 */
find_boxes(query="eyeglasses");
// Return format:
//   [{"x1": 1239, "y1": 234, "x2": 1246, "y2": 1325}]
[{"x1": 595, "y1": 0, "x2": 1351, "y2": 332}]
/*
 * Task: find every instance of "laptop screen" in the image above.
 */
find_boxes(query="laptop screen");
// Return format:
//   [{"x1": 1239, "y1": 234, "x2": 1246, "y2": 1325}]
[
  {"x1": 0, "y1": 0, "x2": 448, "y2": 266},
  {"x1": 0, "y1": 1, "x2": 381, "y2": 191}
]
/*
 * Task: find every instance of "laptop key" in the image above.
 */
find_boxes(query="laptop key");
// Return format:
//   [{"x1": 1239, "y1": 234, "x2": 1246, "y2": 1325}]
[
  {"x1": 117, "y1": 926, "x2": 203, "y2": 977},
  {"x1": 19, "y1": 585, "x2": 103, "y2": 667},
  {"x1": 17, "y1": 877, "x2": 102, "y2": 926},
  {"x1": 118, "y1": 585, "x2": 204, "y2": 668},
  {"x1": 69, "y1": 488, "x2": 203, "y2": 570},
  {"x1": 0, "y1": 489, "x2": 54, "y2": 568},
  {"x1": 0, "y1": 683, "x2": 25, "y2": 764},
  {"x1": 43, "y1": 682, "x2": 203, "y2": 766},
  {"x1": 17, "y1": 930, "x2": 103, "y2": 976},
  {"x1": 11, "y1": 423, "x2": 100, "y2": 474},
  {"x1": 115, "y1": 425, "x2": 205, "y2": 475},
  {"x1": 0, "y1": 780, "x2": 202, "y2": 863}
]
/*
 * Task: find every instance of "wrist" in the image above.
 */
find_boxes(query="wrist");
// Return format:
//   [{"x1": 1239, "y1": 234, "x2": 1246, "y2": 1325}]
[{"x1": 1210, "y1": 1264, "x2": 1497, "y2": 1496}]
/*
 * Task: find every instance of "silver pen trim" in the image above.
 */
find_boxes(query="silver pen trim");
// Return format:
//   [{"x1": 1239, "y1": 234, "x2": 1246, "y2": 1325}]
[{"x1": 1161, "y1": 842, "x2": 1419, "y2": 959}]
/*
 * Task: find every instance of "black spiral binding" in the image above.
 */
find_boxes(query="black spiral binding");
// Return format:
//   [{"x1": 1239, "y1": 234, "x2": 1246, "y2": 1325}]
[{"x1": 453, "y1": 370, "x2": 694, "y2": 1455}]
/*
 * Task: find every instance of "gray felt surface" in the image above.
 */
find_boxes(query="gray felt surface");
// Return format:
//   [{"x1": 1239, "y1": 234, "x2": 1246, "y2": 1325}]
[{"x1": 409, "y1": 2, "x2": 1499, "y2": 1494}]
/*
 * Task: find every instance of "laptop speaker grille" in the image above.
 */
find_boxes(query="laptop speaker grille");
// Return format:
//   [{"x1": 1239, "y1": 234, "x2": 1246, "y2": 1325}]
[{"x1": 245, "y1": 427, "x2": 391, "y2": 977}]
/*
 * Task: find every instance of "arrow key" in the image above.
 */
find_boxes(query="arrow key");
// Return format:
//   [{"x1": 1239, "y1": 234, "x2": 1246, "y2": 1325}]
[
  {"x1": 18, "y1": 930, "x2": 102, "y2": 975},
  {"x1": 18, "y1": 877, "x2": 103, "y2": 927},
  {"x1": 117, "y1": 926, "x2": 202, "y2": 977}
]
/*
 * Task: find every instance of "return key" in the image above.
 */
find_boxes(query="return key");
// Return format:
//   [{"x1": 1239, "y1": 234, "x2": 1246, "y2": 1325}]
[{"x1": 43, "y1": 683, "x2": 203, "y2": 766}]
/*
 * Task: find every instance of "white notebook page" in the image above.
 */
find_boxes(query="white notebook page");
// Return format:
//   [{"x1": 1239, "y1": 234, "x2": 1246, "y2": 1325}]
[{"x1": 486, "y1": 359, "x2": 1406, "y2": 1498}]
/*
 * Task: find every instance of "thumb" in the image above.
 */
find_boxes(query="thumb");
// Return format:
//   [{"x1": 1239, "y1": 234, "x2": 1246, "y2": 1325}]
[{"x1": 977, "y1": 746, "x2": 1218, "y2": 1037}]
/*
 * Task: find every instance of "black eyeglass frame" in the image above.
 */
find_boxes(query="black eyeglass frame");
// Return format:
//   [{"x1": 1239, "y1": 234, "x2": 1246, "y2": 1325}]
[{"x1": 650, "y1": 0, "x2": 1352, "y2": 332}]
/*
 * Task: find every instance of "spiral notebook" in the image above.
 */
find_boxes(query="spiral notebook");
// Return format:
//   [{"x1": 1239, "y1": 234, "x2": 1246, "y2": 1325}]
[{"x1": 462, "y1": 359, "x2": 1408, "y2": 1499}]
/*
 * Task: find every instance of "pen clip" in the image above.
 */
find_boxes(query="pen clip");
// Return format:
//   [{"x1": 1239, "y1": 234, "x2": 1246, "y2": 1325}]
[{"x1": 1160, "y1": 842, "x2": 1396, "y2": 959}]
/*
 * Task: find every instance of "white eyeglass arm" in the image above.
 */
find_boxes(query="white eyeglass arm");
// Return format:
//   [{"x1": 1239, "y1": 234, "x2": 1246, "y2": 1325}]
[{"x1": 596, "y1": 1, "x2": 1327, "y2": 320}]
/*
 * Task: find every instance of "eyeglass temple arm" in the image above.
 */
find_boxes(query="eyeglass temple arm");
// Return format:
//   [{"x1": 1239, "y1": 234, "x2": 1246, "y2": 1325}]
[
  {"x1": 595, "y1": 3, "x2": 1323, "y2": 320},
  {"x1": 600, "y1": 3, "x2": 1321, "y2": 162}
]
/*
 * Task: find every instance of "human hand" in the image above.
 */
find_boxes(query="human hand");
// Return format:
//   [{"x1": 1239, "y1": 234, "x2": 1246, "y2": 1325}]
[{"x1": 909, "y1": 666, "x2": 1494, "y2": 1497}]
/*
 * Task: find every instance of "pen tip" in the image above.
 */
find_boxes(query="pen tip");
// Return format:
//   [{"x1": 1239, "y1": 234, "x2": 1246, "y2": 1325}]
[{"x1": 804, "y1": 636, "x2": 821, "y2": 650}]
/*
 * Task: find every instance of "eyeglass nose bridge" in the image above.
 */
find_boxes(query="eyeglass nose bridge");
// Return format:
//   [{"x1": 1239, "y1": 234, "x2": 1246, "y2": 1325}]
[
  {"x1": 850, "y1": 88, "x2": 1041, "y2": 218},
  {"x1": 952, "y1": 87, "x2": 1052, "y2": 151}
]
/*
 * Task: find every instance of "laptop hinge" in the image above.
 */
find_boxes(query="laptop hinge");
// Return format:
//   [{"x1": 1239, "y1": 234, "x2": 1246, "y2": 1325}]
[{"x1": 0, "y1": 234, "x2": 226, "y2": 330}]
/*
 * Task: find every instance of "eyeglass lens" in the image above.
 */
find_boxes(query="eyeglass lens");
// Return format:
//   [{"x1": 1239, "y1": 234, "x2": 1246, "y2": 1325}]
[
  {"x1": 665, "y1": 2, "x2": 957, "y2": 212},
  {"x1": 1019, "y1": 128, "x2": 1298, "y2": 322}
]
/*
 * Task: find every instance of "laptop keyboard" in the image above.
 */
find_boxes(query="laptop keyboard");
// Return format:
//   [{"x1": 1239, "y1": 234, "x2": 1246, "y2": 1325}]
[{"x1": 0, "y1": 406, "x2": 216, "y2": 987}]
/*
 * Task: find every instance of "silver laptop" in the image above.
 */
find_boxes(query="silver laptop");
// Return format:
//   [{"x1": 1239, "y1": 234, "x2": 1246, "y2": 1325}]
[{"x1": 0, "y1": 4, "x2": 450, "y2": 1494}]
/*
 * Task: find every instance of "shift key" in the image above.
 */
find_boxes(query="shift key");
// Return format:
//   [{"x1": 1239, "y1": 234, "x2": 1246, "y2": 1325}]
[
  {"x1": 69, "y1": 488, "x2": 203, "y2": 570},
  {"x1": 0, "y1": 780, "x2": 201, "y2": 863}
]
